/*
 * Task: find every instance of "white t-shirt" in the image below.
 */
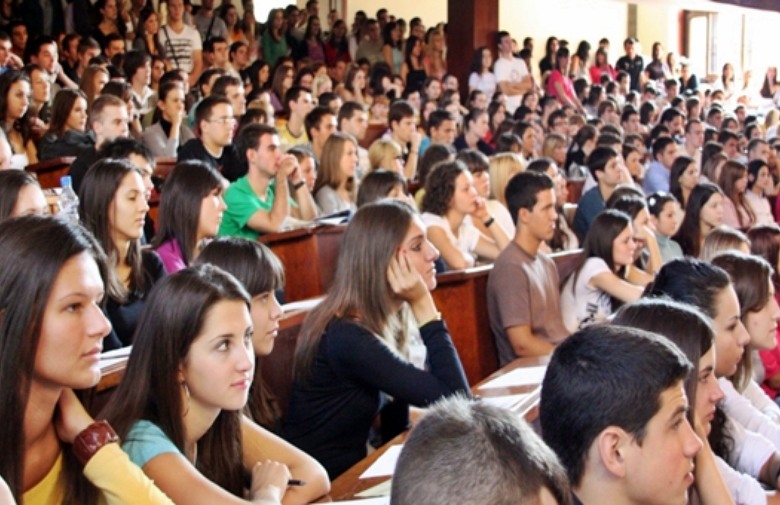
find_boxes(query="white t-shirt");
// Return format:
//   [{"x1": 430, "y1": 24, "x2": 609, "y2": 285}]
[
  {"x1": 493, "y1": 55, "x2": 530, "y2": 114},
  {"x1": 468, "y1": 71, "x2": 497, "y2": 101},
  {"x1": 720, "y1": 378, "x2": 780, "y2": 450},
  {"x1": 485, "y1": 199, "x2": 515, "y2": 238},
  {"x1": 744, "y1": 190, "x2": 774, "y2": 226},
  {"x1": 421, "y1": 212, "x2": 481, "y2": 268},
  {"x1": 161, "y1": 24, "x2": 202, "y2": 74},
  {"x1": 560, "y1": 257, "x2": 612, "y2": 333}
]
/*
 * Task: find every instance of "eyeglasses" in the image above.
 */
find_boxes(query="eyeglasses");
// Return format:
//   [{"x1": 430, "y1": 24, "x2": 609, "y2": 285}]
[{"x1": 208, "y1": 116, "x2": 236, "y2": 124}]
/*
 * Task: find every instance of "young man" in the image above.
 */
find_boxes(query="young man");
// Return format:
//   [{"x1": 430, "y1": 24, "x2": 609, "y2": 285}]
[
  {"x1": 103, "y1": 33, "x2": 126, "y2": 59},
  {"x1": 748, "y1": 138, "x2": 770, "y2": 163},
  {"x1": 494, "y1": 30, "x2": 533, "y2": 115},
  {"x1": 178, "y1": 95, "x2": 241, "y2": 180},
  {"x1": 278, "y1": 86, "x2": 314, "y2": 150},
  {"x1": 644, "y1": 136, "x2": 678, "y2": 194},
  {"x1": 27, "y1": 36, "x2": 78, "y2": 93},
  {"x1": 193, "y1": 0, "x2": 228, "y2": 42},
  {"x1": 718, "y1": 129, "x2": 741, "y2": 160},
  {"x1": 211, "y1": 74, "x2": 246, "y2": 123},
  {"x1": 621, "y1": 106, "x2": 641, "y2": 135},
  {"x1": 615, "y1": 37, "x2": 644, "y2": 92},
  {"x1": 391, "y1": 395, "x2": 571, "y2": 505},
  {"x1": 228, "y1": 41, "x2": 250, "y2": 78},
  {"x1": 488, "y1": 171, "x2": 568, "y2": 364},
  {"x1": 304, "y1": 105, "x2": 337, "y2": 161},
  {"x1": 69, "y1": 94, "x2": 130, "y2": 192},
  {"x1": 338, "y1": 101, "x2": 370, "y2": 175},
  {"x1": 219, "y1": 123, "x2": 317, "y2": 239},
  {"x1": 679, "y1": 118, "x2": 704, "y2": 167},
  {"x1": 124, "y1": 51, "x2": 153, "y2": 119},
  {"x1": 355, "y1": 18, "x2": 383, "y2": 66},
  {"x1": 68, "y1": 36, "x2": 101, "y2": 85},
  {"x1": 9, "y1": 20, "x2": 27, "y2": 60},
  {"x1": 597, "y1": 99, "x2": 620, "y2": 127},
  {"x1": 203, "y1": 36, "x2": 230, "y2": 72},
  {"x1": 541, "y1": 325, "x2": 701, "y2": 505},
  {"x1": 385, "y1": 100, "x2": 421, "y2": 180},
  {"x1": 660, "y1": 107, "x2": 686, "y2": 138},
  {"x1": 161, "y1": 0, "x2": 203, "y2": 88},
  {"x1": 418, "y1": 109, "x2": 458, "y2": 154},
  {"x1": 572, "y1": 146, "x2": 625, "y2": 240}
]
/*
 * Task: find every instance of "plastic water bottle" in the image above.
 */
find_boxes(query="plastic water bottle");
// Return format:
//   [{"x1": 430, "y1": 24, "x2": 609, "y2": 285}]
[{"x1": 59, "y1": 176, "x2": 79, "y2": 223}]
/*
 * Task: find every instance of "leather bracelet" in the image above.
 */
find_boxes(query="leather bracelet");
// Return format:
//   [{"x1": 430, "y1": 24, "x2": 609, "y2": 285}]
[
  {"x1": 484, "y1": 216, "x2": 495, "y2": 228},
  {"x1": 292, "y1": 180, "x2": 306, "y2": 191},
  {"x1": 73, "y1": 420, "x2": 120, "y2": 466}
]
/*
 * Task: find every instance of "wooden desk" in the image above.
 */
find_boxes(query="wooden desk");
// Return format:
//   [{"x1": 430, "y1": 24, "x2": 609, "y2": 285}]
[
  {"x1": 153, "y1": 157, "x2": 177, "y2": 180},
  {"x1": 566, "y1": 178, "x2": 585, "y2": 204},
  {"x1": 431, "y1": 265, "x2": 496, "y2": 385},
  {"x1": 260, "y1": 225, "x2": 346, "y2": 303},
  {"x1": 26, "y1": 157, "x2": 75, "y2": 189},
  {"x1": 325, "y1": 356, "x2": 548, "y2": 501}
]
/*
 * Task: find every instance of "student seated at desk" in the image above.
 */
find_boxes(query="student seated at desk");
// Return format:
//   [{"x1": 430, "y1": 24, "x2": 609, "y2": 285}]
[
  {"x1": 0, "y1": 170, "x2": 47, "y2": 220},
  {"x1": 283, "y1": 200, "x2": 470, "y2": 479},
  {"x1": 673, "y1": 183, "x2": 724, "y2": 258},
  {"x1": 541, "y1": 324, "x2": 702, "y2": 505},
  {"x1": 37, "y1": 89, "x2": 94, "y2": 161},
  {"x1": 560, "y1": 209, "x2": 644, "y2": 332},
  {"x1": 421, "y1": 160, "x2": 510, "y2": 270},
  {"x1": 101, "y1": 265, "x2": 330, "y2": 505},
  {"x1": 487, "y1": 171, "x2": 568, "y2": 365},
  {"x1": 356, "y1": 169, "x2": 413, "y2": 208},
  {"x1": 313, "y1": 132, "x2": 359, "y2": 215},
  {"x1": 391, "y1": 395, "x2": 571, "y2": 505},
  {"x1": 152, "y1": 160, "x2": 227, "y2": 273},
  {"x1": 0, "y1": 217, "x2": 173, "y2": 504},
  {"x1": 195, "y1": 237, "x2": 286, "y2": 432},
  {"x1": 618, "y1": 296, "x2": 780, "y2": 505},
  {"x1": 219, "y1": 124, "x2": 317, "y2": 240},
  {"x1": 79, "y1": 159, "x2": 166, "y2": 349}
]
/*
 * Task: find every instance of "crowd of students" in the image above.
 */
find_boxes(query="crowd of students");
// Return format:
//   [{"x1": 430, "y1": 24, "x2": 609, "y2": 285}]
[{"x1": 5, "y1": 0, "x2": 780, "y2": 503}]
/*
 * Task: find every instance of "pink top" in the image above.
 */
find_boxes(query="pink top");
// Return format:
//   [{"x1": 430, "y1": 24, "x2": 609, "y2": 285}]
[
  {"x1": 589, "y1": 64, "x2": 616, "y2": 84},
  {"x1": 155, "y1": 239, "x2": 187, "y2": 274},
  {"x1": 760, "y1": 295, "x2": 780, "y2": 398},
  {"x1": 546, "y1": 69, "x2": 575, "y2": 102}
]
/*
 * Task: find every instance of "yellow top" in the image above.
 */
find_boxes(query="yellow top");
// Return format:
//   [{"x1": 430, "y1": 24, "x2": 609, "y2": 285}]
[{"x1": 23, "y1": 444, "x2": 174, "y2": 505}]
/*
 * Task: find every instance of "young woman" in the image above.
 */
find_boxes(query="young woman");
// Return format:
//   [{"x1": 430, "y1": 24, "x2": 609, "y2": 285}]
[
  {"x1": 457, "y1": 149, "x2": 514, "y2": 237},
  {"x1": 220, "y1": 4, "x2": 247, "y2": 44},
  {"x1": 423, "y1": 30, "x2": 447, "y2": 81},
  {"x1": 746, "y1": 159, "x2": 775, "y2": 226},
  {"x1": 612, "y1": 298, "x2": 743, "y2": 505},
  {"x1": 420, "y1": 160, "x2": 510, "y2": 270},
  {"x1": 283, "y1": 200, "x2": 470, "y2": 478},
  {"x1": 645, "y1": 258, "x2": 780, "y2": 504},
  {"x1": 337, "y1": 64, "x2": 369, "y2": 107},
  {"x1": 0, "y1": 169, "x2": 47, "y2": 220},
  {"x1": 589, "y1": 47, "x2": 616, "y2": 84},
  {"x1": 356, "y1": 169, "x2": 413, "y2": 208},
  {"x1": 700, "y1": 226, "x2": 751, "y2": 262},
  {"x1": 0, "y1": 70, "x2": 35, "y2": 167},
  {"x1": 454, "y1": 109, "x2": 494, "y2": 156},
  {"x1": 133, "y1": 9, "x2": 166, "y2": 59},
  {"x1": 194, "y1": 237, "x2": 286, "y2": 432},
  {"x1": 560, "y1": 209, "x2": 645, "y2": 332},
  {"x1": 297, "y1": 16, "x2": 326, "y2": 64},
  {"x1": 324, "y1": 19, "x2": 350, "y2": 66},
  {"x1": 539, "y1": 36, "x2": 559, "y2": 76},
  {"x1": 152, "y1": 160, "x2": 226, "y2": 274},
  {"x1": 367, "y1": 137, "x2": 403, "y2": 174},
  {"x1": 608, "y1": 195, "x2": 663, "y2": 280},
  {"x1": 37, "y1": 89, "x2": 93, "y2": 161},
  {"x1": 622, "y1": 144, "x2": 646, "y2": 186},
  {"x1": 749, "y1": 225, "x2": 780, "y2": 403},
  {"x1": 102, "y1": 81, "x2": 143, "y2": 139},
  {"x1": 80, "y1": 65, "x2": 110, "y2": 110},
  {"x1": 79, "y1": 159, "x2": 166, "y2": 349},
  {"x1": 467, "y1": 46, "x2": 496, "y2": 101},
  {"x1": 719, "y1": 160, "x2": 756, "y2": 231},
  {"x1": 141, "y1": 82, "x2": 196, "y2": 157},
  {"x1": 101, "y1": 265, "x2": 329, "y2": 504},
  {"x1": 0, "y1": 216, "x2": 174, "y2": 504},
  {"x1": 669, "y1": 155, "x2": 699, "y2": 209},
  {"x1": 26, "y1": 63, "x2": 52, "y2": 134},
  {"x1": 313, "y1": 132, "x2": 358, "y2": 214},
  {"x1": 261, "y1": 9, "x2": 288, "y2": 68},
  {"x1": 673, "y1": 182, "x2": 725, "y2": 258},
  {"x1": 268, "y1": 64, "x2": 294, "y2": 115},
  {"x1": 91, "y1": 0, "x2": 125, "y2": 50},
  {"x1": 382, "y1": 21, "x2": 403, "y2": 75},
  {"x1": 647, "y1": 191, "x2": 683, "y2": 263},
  {"x1": 545, "y1": 47, "x2": 585, "y2": 113}
]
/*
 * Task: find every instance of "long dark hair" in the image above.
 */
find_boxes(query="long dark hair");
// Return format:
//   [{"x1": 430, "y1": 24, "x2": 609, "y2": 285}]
[
  {"x1": 78, "y1": 158, "x2": 146, "y2": 302},
  {"x1": 195, "y1": 237, "x2": 285, "y2": 431},
  {"x1": 0, "y1": 70, "x2": 32, "y2": 145},
  {"x1": 46, "y1": 89, "x2": 88, "y2": 138},
  {"x1": 0, "y1": 216, "x2": 110, "y2": 504},
  {"x1": 152, "y1": 160, "x2": 226, "y2": 266},
  {"x1": 673, "y1": 182, "x2": 723, "y2": 258},
  {"x1": 101, "y1": 265, "x2": 251, "y2": 496},
  {"x1": 0, "y1": 170, "x2": 39, "y2": 221}
]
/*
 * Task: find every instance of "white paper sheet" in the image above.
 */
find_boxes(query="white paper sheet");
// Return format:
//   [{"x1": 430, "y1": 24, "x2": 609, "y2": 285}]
[
  {"x1": 478, "y1": 393, "x2": 532, "y2": 410},
  {"x1": 330, "y1": 498, "x2": 390, "y2": 505},
  {"x1": 477, "y1": 366, "x2": 546, "y2": 390},
  {"x1": 358, "y1": 445, "x2": 404, "y2": 479}
]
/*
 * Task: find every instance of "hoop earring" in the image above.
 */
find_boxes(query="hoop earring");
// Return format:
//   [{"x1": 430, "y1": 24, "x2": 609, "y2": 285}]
[{"x1": 182, "y1": 382, "x2": 191, "y2": 416}]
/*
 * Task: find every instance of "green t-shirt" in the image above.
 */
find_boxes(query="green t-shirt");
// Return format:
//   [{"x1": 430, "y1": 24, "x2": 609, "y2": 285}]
[{"x1": 218, "y1": 175, "x2": 276, "y2": 240}]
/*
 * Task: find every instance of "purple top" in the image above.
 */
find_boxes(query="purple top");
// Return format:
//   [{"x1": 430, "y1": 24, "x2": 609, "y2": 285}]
[{"x1": 155, "y1": 239, "x2": 187, "y2": 274}]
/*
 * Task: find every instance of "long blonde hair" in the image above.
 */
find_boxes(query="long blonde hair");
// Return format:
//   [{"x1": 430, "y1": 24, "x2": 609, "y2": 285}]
[
  {"x1": 489, "y1": 152, "x2": 525, "y2": 205},
  {"x1": 314, "y1": 131, "x2": 358, "y2": 197}
]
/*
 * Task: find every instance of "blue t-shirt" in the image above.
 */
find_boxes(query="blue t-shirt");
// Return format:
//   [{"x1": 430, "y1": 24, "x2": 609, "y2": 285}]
[{"x1": 123, "y1": 420, "x2": 182, "y2": 468}]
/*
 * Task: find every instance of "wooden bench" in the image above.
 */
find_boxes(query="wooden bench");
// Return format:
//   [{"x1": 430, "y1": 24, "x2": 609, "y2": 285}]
[
  {"x1": 566, "y1": 178, "x2": 585, "y2": 204},
  {"x1": 153, "y1": 157, "x2": 177, "y2": 180},
  {"x1": 360, "y1": 123, "x2": 386, "y2": 150},
  {"x1": 550, "y1": 248, "x2": 583, "y2": 288},
  {"x1": 431, "y1": 265, "x2": 495, "y2": 385},
  {"x1": 260, "y1": 225, "x2": 346, "y2": 303},
  {"x1": 26, "y1": 157, "x2": 75, "y2": 189}
]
